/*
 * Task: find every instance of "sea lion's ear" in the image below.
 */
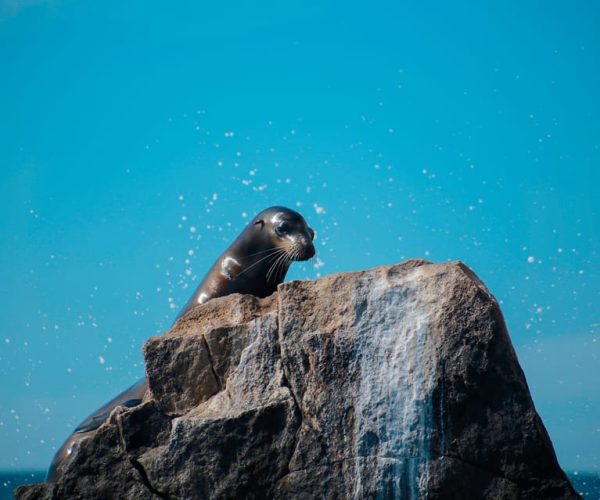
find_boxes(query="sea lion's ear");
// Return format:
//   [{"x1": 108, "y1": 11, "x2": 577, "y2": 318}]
[{"x1": 254, "y1": 220, "x2": 265, "y2": 229}]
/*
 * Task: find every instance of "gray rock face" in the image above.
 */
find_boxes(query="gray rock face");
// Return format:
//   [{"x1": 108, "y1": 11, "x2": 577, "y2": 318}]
[{"x1": 17, "y1": 260, "x2": 579, "y2": 499}]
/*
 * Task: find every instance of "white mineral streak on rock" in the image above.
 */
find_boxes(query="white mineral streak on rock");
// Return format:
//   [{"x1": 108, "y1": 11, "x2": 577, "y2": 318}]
[
  {"x1": 221, "y1": 314, "x2": 282, "y2": 409},
  {"x1": 353, "y1": 272, "x2": 435, "y2": 499}
]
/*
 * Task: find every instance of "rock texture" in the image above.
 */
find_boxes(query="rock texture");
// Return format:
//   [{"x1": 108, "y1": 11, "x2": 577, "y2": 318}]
[{"x1": 17, "y1": 260, "x2": 579, "y2": 499}]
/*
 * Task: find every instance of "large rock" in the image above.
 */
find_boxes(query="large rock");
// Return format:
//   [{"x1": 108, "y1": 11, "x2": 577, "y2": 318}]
[{"x1": 16, "y1": 260, "x2": 579, "y2": 499}]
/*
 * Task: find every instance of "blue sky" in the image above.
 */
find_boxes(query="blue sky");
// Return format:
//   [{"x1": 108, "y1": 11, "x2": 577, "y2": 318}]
[{"x1": 1, "y1": 0, "x2": 599, "y2": 473}]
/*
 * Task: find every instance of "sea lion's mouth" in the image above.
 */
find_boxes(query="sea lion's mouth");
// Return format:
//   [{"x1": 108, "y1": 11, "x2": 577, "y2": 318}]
[{"x1": 294, "y1": 242, "x2": 316, "y2": 261}]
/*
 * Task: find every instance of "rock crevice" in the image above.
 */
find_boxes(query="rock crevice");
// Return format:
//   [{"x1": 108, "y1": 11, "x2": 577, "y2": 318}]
[{"x1": 17, "y1": 260, "x2": 579, "y2": 499}]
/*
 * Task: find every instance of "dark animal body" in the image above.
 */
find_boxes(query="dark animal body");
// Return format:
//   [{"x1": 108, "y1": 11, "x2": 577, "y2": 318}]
[
  {"x1": 179, "y1": 206, "x2": 315, "y2": 315},
  {"x1": 47, "y1": 207, "x2": 315, "y2": 481}
]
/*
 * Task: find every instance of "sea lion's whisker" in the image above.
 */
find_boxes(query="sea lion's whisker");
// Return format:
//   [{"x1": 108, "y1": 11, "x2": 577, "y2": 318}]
[
  {"x1": 278, "y1": 247, "x2": 297, "y2": 281},
  {"x1": 268, "y1": 249, "x2": 290, "y2": 282},
  {"x1": 278, "y1": 250, "x2": 291, "y2": 280},
  {"x1": 267, "y1": 251, "x2": 286, "y2": 282},
  {"x1": 267, "y1": 250, "x2": 289, "y2": 281},
  {"x1": 265, "y1": 252, "x2": 281, "y2": 282},
  {"x1": 284, "y1": 247, "x2": 296, "y2": 273},
  {"x1": 243, "y1": 247, "x2": 282, "y2": 258},
  {"x1": 279, "y1": 250, "x2": 292, "y2": 281},
  {"x1": 238, "y1": 248, "x2": 285, "y2": 277}
]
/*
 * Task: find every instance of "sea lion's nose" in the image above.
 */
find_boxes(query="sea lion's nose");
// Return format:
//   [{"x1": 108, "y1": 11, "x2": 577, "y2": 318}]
[{"x1": 300, "y1": 241, "x2": 316, "y2": 260}]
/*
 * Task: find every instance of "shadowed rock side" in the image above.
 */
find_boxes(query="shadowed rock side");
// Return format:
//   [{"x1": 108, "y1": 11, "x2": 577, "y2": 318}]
[{"x1": 16, "y1": 260, "x2": 579, "y2": 499}]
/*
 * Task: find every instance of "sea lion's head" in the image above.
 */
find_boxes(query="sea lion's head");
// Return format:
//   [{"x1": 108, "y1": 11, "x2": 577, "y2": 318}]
[{"x1": 251, "y1": 206, "x2": 316, "y2": 263}]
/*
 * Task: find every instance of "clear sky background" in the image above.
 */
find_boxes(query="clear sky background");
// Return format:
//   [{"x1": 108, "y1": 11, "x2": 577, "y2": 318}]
[{"x1": 1, "y1": 0, "x2": 598, "y2": 473}]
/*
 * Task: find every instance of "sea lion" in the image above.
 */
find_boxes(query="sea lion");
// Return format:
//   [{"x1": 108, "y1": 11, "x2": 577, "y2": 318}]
[
  {"x1": 179, "y1": 205, "x2": 316, "y2": 316},
  {"x1": 47, "y1": 206, "x2": 315, "y2": 481}
]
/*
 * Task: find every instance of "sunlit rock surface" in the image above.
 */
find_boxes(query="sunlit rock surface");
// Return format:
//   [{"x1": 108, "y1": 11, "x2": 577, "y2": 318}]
[{"x1": 16, "y1": 260, "x2": 579, "y2": 499}]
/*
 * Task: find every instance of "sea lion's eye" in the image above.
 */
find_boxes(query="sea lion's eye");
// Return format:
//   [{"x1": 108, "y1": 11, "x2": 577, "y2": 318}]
[
  {"x1": 308, "y1": 228, "x2": 315, "y2": 240},
  {"x1": 254, "y1": 220, "x2": 265, "y2": 229},
  {"x1": 276, "y1": 222, "x2": 290, "y2": 236}
]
